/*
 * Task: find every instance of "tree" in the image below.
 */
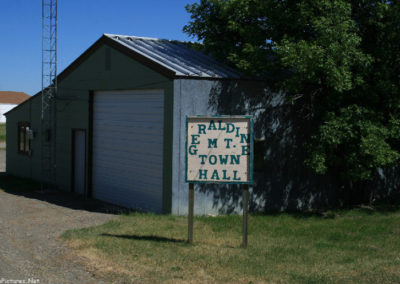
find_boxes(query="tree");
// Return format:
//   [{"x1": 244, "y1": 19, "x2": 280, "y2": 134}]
[{"x1": 184, "y1": 0, "x2": 400, "y2": 204}]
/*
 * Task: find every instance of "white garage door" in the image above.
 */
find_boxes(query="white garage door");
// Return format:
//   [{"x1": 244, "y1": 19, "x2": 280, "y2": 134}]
[{"x1": 92, "y1": 90, "x2": 164, "y2": 212}]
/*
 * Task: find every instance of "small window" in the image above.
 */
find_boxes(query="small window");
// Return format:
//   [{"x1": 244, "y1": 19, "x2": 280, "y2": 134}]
[{"x1": 18, "y1": 122, "x2": 31, "y2": 155}]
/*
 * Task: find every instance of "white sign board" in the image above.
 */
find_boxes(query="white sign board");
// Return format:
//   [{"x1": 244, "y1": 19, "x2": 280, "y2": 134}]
[{"x1": 186, "y1": 116, "x2": 253, "y2": 184}]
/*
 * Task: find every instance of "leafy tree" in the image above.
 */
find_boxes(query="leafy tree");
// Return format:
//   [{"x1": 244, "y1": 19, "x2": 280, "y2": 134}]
[{"x1": 184, "y1": 0, "x2": 400, "y2": 204}]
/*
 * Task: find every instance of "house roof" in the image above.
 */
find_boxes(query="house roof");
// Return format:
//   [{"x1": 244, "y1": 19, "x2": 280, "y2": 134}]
[{"x1": 0, "y1": 91, "x2": 30, "y2": 104}]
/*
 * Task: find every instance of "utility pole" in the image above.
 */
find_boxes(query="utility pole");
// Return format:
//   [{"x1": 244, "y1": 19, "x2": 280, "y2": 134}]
[{"x1": 41, "y1": 0, "x2": 57, "y2": 187}]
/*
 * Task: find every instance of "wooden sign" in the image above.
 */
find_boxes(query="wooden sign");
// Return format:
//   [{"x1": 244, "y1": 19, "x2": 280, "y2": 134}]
[
  {"x1": 186, "y1": 116, "x2": 253, "y2": 184},
  {"x1": 185, "y1": 116, "x2": 253, "y2": 247}
]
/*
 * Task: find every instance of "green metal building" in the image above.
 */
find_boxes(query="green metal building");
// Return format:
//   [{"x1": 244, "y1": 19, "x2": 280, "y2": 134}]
[{"x1": 6, "y1": 34, "x2": 268, "y2": 215}]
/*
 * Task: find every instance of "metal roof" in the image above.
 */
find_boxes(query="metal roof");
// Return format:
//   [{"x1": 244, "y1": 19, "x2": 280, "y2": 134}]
[{"x1": 104, "y1": 34, "x2": 241, "y2": 79}]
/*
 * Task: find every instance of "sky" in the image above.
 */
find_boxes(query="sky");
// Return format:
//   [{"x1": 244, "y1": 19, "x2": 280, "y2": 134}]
[{"x1": 0, "y1": 0, "x2": 199, "y2": 96}]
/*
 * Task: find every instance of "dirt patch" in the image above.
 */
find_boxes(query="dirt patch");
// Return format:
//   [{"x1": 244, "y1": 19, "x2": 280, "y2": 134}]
[{"x1": 0, "y1": 188, "x2": 117, "y2": 283}]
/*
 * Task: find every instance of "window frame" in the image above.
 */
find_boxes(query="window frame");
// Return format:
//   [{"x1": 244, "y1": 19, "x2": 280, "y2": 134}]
[{"x1": 18, "y1": 122, "x2": 31, "y2": 155}]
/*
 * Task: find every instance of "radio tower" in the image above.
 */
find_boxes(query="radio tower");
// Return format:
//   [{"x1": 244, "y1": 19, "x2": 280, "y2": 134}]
[{"x1": 41, "y1": 0, "x2": 57, "y2": 186}]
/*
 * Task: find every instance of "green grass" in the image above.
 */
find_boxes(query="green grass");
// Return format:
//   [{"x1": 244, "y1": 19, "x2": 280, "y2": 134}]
[
  {"x1": 61, "y1": 208, "x2": 400, "y2": 283},
  {"x1": 0, "y1": 123, "x2": 5, "y2": 143}
]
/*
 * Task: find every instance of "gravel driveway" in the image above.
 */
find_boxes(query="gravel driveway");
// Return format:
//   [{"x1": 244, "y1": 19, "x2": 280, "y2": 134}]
[{"x1": 0, "y1": 188, "x2": 117, "y2": 283}]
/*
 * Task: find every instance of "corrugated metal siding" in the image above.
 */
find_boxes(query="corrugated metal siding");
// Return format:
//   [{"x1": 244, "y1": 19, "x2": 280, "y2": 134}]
[
  {"x1": 92, "y1": 90, "x2": 164, "y2": 212},
  {"x1": 172, "y1": 79, "x2": 218, "y2": 215},
  {"x1": 105, "y1": 34, "x2": 241, "y2": 79},
  {"x1": 6, "y1": 94, "x2": 42, "y2": 181}
]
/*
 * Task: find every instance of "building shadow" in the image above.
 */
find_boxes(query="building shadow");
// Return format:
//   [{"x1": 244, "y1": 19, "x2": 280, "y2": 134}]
[
  {"x1": 100, "y1": 233, "x2": 186, "y2": 243},
  {"x1": 197, "y1": 80, "x2": 400, "y2": 213},
  {"x1": 0, "y1": 174, "x2": 126, "y2": 215}
]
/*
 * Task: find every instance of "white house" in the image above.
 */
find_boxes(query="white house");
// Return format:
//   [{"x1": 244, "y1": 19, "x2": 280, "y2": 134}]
[{"x1": 0, "y1": 91, "x2": 30, "y2": 123}]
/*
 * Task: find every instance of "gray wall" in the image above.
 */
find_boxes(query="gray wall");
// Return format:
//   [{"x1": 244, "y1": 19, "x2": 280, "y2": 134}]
[
  {"x1": 172, "y1": 79, "x2": 340, "y2": 215},
  {"x1": 172, "y1": 79, "x2": 272, "y2": 215},
  {"x1": 172, "y1": 79, "x2": 218, "y2": 215}
]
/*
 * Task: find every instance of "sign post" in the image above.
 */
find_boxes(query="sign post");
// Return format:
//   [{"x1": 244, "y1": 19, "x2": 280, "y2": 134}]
[
  {"x1": 185, "y1": 116, "x2": 253, "y2": 247},
  {"x1": 241, "y1": 184, "x2": 249, "y2": 248},
  {"x1": 188, "y1": 182, "x2": 194, "y2": 244}
]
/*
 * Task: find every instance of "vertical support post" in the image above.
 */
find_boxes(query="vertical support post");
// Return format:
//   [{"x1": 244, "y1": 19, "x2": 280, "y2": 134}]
[
  {"x1": 188, "y1": 183, "x2": 194, "y2": 244},
  {"x1": 241, "y1": 184, "x2": 249, "y2": 248}
]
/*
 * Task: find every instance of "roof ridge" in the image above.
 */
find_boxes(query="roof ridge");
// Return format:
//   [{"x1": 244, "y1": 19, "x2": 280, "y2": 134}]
[
  {"x1": 104, "y1": 33, "x2": 169, "y2": 42},
  {"x1": 103, "y1": 33, "x2": 198, "y2": 45}
]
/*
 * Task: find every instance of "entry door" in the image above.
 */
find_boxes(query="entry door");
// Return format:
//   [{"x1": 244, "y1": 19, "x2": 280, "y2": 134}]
[
  {"x1": 92, "y1": 90, "x2": 164, "y2": 212},
  {"x1": 73, "y1": 130, "x2": 86, "y2": 195}
]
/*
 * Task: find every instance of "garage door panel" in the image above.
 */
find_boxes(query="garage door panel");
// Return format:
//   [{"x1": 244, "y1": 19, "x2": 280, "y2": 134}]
[
  {"x1": 93, "y1": 125, "x2": 163, "y2": 137},
  {"x1": 93, "y1": 157, "x2": 163, "y2": 174},
  {"x1": 93, "y1": 175, "x2": 162, "y2": 201},
  {"x1": 95, "y1": 111, "x2": 164, "y2": 120},
  {"x1": 94, "y1": 112, "x2": 163, "y2": 123},
  {"x1": 95, "y1": 103, "x2": 164, "y2": 113},
  {"x1": 93, "y1": 158, "x2": 163, "y2": 173},
  {"x1": 94, "y1": 150, "x2": 163, "y2": 165},
  {"x1": 93, "y1": 170, "x2": 162, "y2": 190},
  {"x1": 94, "y1": 185, "x2": 161, "y2": 210},
  {"x1": 93, "y1": 139, "x2": 163, "y2": 151},
  {"x1": 93, "y1": 145, "x2": 163, "y2": 158},
  {"x1": 93, "y1": 141, "x2": 163, "y2": 157},
  {"x1": 93, "y1": 171, "x2": 162, "y2": 192},
  {"x1": 95, "y1": 93, "x2": 163, "y2": 101},
  {"x1": 92, "y1": 90, "x2": 164, "y2": 212}
]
